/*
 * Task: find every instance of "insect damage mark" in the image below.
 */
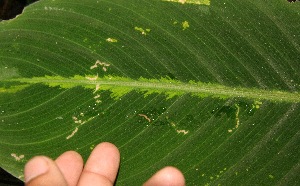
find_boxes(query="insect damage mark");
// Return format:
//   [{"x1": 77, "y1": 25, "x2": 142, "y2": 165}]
[
  {"x1": 234, "y1": 104, "x2": 240, "y2": 129},
  {"x1": 86, "y1": 74, "x2": 98, "y2": 81},
  {"x1": 11, "y1": 153, "x2": 24, "y2": 161},
  {"x1": 170, "y1": 121, "x2": 189, "y2": 135},
  {"x1": 90, "y1": 144, "x2": 95, "y2": 150},
  {"x1": 66, "y1": 127, "x2": 78, "y2": 140},
  {"x1": 228, "y1": 104, "x2": 240, "y2": 133},
  {"x1": 68, "y1": 113, "x2": 99, "y2": 139},
  {"x1": 134, "y1": 27, "x2": 151, "y2": 35},
  {"x1": 139, "y1": 114, "x2": 151, "y2": 122},
  {"x1": 182, "y1": 21, "x2": 190, "y2": 30},
  {"x1": 44, "y1": 6, "x2": 65, "y2": 11},
  {"x1": 163, "y1": 0, "x2": 210, "y2": 5},
  {"x1": 227, "y1": 101, "x2": 263, "y2": 133},
  {"x1": 73, "y1": 116, "x2": 83, "y2": 125},
  {"x1": 94, "y1": 94, "x2": 102, "y2": 103},
  {"x1": 93, "y1": 84, "x2": 100, "y2": 94},
  {"x1": 176, "y1": 129, "x2": 189, "y2": 135},
  {"x1": 90, "y1": 60, "x2": 110, "y2": 72},
  {"x1": 106, "y1": 38, "x2": 118, "y2": 43}
]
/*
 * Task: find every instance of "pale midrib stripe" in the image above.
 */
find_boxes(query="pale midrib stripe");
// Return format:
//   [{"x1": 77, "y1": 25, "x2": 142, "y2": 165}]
[{"x1": 12, "y1": 77, "x2": 300, "y2": 103}]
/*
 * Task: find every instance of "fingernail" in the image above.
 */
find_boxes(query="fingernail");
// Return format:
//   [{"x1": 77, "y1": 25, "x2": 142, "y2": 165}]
[{"x1": 24, "y1": 157, "x2": 49, "y2": 183}]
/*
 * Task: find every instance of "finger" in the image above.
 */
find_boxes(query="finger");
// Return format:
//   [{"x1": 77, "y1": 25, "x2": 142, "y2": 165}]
[
  {"x1": 55, "y1": 151, "x2": 83, "y2": 186},
  {"x1": 143, "y1": 166, "x2": 185, "y2": 186},
  {"x1": 24, "y1": 156, "x2": 67, "y2": 186},
  {"x1": 77, "y1": 142, "x2": 120, "y2": 186}
]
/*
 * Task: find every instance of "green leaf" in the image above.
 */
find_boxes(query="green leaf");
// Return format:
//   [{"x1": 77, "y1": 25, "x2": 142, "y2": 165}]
[{"x1": 0, "y1": 0, "x2": 300, "y2": 185}]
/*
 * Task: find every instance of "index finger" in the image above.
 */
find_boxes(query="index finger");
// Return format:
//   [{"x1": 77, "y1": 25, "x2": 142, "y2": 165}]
[{"x1": 77, "y1": 142, "x2": 120, "y2": 186}]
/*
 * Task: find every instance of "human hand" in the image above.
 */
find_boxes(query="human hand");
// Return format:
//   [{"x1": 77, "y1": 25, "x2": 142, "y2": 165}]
[{"x1": 24, "y1": 142, "x2": 185, "y2": 186}]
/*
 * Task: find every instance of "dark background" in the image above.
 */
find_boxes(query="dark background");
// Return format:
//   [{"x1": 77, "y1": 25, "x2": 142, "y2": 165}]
[{"x1": 0, "y1": 0, "x2": 39, "y2": 20}]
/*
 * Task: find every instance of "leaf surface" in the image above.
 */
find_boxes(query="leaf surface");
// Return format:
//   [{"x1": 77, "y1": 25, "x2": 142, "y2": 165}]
[{"x1": 0, "y1": 0, "x2": 300, "y2": 185}]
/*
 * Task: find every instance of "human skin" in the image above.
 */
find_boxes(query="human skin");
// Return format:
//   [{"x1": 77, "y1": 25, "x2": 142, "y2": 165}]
[{"x1": 24, "y1": 142, "x2": 185, "y2": 186}]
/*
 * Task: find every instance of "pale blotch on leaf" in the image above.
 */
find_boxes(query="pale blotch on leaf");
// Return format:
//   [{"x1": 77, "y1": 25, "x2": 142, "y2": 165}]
[
  {"x1": 163, "y1": 0, "x2": 210, "y2": 5},
  {"x1": 66, "y1": 127, "x2": 78, "y2": 140},
  {"x1": 94, "y1": 94, "x2": 100, "y2": 99},
  {"x1": 90, "y1": 60, "x2": 110, "y2": 72},
  {"x1": 176, "y1": 129, "x2": 189, "y2": 135},
  {"x1": 11, "y1": 153, "x2": 24, "y2": 161},
  {"x1": 44, "y1": 6, "x2": 65, "y2": 11},
  {"x1": 0, "y1": 66, "x2": 20, "y2": 80},
  {"x1": 94, "y1": 84, "x2": 100, "y2": 94},
  {"x1": 0, "y1": 84, "x2": 29, "y2": 94},
  {"x1": 86, "y1": 74, "x2": 98, "y2": 81}
]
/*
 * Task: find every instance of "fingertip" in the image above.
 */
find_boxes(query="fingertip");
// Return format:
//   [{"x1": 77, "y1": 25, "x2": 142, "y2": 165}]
[
  {"x1": 24, "y1": 156, "x2": 50, "y2": 183},
  {"x1": 161, "y1": 166, "x2": 185, "y2": 185},
  {"x1": 24, "y1": 156, "x2": 67, "y2": 186},
  {"x1": 77, "y1": 142, "x2": 120, "y2": 186},
  {"x1": 55, "y1": 151, "x2": 83, "y2": 186},
  {"x1": 144, "y1": 166, "x2": 185, "y2": 186},
  {"x1": 93, "y1": 142, "x2": 120, "y2": 166},
  {"x1": 56, "y1": 150, "x2": 83, "y2": 165},
  {"x1": 96, "y1": 142, "x2": 120, "y2": 156}
]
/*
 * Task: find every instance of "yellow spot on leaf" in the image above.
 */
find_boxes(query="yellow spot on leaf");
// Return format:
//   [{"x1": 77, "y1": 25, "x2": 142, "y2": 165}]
[
  {"x1": 182, "y1": 21, "x2": 190, "y2": 30},
  {"x1": 253, "y1": 100, "x2": 263, "y2": 109},
  {"x1": 134, "y1": 27, "x2": 151, "y2": 35},
  {"x1": 106, "y1": 38, "x2": 118, "y2": 43}
]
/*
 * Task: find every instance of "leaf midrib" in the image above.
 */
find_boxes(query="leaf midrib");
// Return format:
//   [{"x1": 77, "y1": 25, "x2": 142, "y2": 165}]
[{"x1": 8, "y1": 75, "x2": 300, "y2": 103}]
